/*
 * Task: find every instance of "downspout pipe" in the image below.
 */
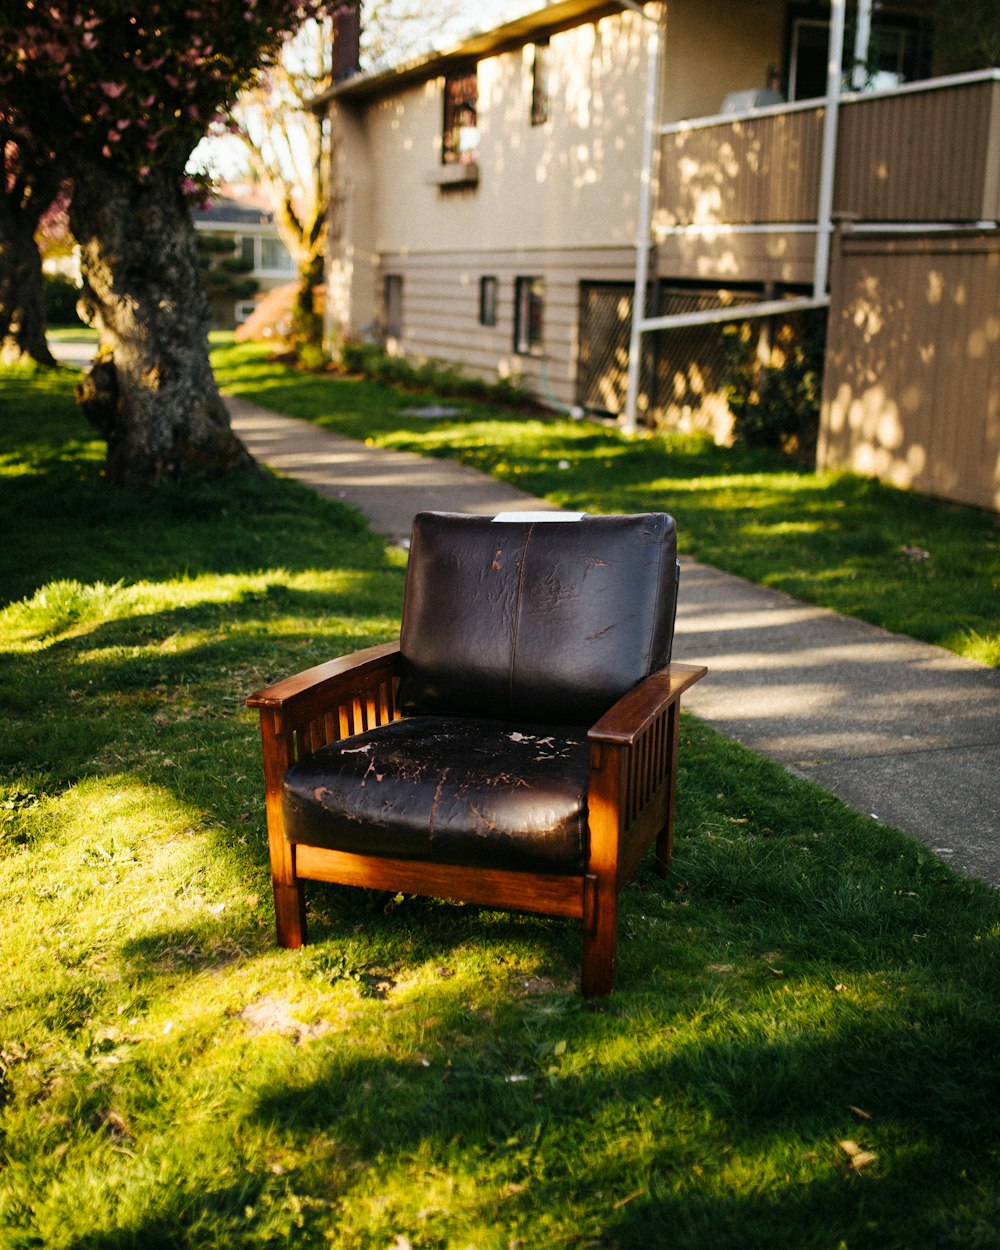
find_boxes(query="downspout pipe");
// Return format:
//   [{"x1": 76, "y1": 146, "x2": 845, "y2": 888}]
[
  {"x1": 621, "y1": 1, "x2": 661, "y2": 437},
  {"x1": 814, "y1": 0, "x2": 847, "y2": 297}
]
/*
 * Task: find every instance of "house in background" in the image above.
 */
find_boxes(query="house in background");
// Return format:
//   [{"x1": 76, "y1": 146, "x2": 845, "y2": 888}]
[
  {"x1": 191, "y1": 192, "x2": 296, "y2": 330},
  {"x1": 315, "y1": 0, "x2": 1000, "y2": 511}
]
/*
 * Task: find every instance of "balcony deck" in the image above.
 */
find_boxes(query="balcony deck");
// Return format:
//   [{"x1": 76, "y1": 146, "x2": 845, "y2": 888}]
[{"x1": 653, "y1": 70, "x2": 1000, "y2": 285}]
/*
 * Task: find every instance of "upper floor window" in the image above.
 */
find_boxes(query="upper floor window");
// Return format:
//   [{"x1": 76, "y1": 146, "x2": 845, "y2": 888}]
[
  {"x1": 443, "y1": 67, "x2": 479, "y2": 164},
  {"x1": 786, "y1": 6, "x2": 929, "y2": 100},
  {"x1": 531, "y1": 41, "x2": 550, "y2": 126},
  {"x1": 514, "y1": 276, "x2": 544, "y2": 356}
]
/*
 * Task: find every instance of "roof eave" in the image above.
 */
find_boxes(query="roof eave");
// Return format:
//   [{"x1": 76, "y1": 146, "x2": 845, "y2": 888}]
[{"x1": 310, "y1": 0, "x2": 625, "y2": 109}]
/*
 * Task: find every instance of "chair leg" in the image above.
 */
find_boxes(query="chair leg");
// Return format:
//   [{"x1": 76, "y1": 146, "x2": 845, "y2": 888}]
[
  {"x1": 654, "y1": 819, "x2": 673, "y2": 877},
  {"x1": 273, "y1": 877, "x2": 307, "y2": 949},
  {"x1": 258, "y1": 708, "x2": 307, "y2": 948},
  {"x1": 581, "y1": 873, "x2": 617, "y2": 997}
]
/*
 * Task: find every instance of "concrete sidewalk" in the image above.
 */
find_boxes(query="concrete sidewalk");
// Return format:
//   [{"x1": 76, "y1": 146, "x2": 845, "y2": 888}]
[{"x1": 229, "y1": 394, "x2": 1000, "y2": 886}]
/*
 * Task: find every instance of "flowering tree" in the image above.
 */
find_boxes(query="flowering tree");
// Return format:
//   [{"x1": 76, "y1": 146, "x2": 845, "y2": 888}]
[{"x1": 0, "y1": 1, "x2": 340, "y2": 488}]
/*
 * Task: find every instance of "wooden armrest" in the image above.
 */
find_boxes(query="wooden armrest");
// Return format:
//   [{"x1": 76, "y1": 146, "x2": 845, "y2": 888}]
[
  {"x1": 588, "y1": 662, "x2": 707, "y2": 746},
  {"x1": 246, "y1": 639, "x2": 401, "y2": 733}
]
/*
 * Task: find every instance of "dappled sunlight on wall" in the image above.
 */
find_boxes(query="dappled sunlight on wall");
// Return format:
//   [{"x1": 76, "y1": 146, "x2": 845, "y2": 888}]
[
  {"x1": 654, "y1": 104, "x2": 822, "y2": 285},
  {"x1": 475, "y1": 10, "x2": 648, "y2": 242},
  {"x1": 819, "y1": 233, "x2": 1000, "y2": 511}
]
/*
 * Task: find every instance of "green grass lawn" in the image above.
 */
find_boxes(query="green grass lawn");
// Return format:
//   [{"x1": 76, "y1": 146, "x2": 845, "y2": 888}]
[
  {"x1": 2, "y1": 362, "x2": 1000, "y2": 1248},
  {"x1": 212, "y1": 339, "x2": 1000, "y2": 667}
]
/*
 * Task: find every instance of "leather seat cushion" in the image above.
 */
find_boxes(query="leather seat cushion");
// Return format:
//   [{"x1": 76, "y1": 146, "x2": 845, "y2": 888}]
[{"x1": 282, "y1": 716, "x2": 590, "y2": 873}]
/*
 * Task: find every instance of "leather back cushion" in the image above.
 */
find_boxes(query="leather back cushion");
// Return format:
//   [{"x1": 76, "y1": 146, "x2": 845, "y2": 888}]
[{"x1": 396, "y1": 512, "x2": 679, "y2": 723}]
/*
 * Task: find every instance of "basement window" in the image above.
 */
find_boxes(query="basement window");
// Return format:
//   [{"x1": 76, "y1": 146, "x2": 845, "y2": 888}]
[
  {"x1": 514, "y1": 276, "x2": 544, "y2": 356},
  {"x1": 383, "y1": 274, "x2": 403, "y2": 339},
  {"x1": 479, "y1": 276, "x2": 498, "y2": 327}
]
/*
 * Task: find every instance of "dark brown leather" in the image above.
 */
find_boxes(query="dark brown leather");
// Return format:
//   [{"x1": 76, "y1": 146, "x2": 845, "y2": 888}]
[
  {"x1": 282, "y1": 716, "x2": 589, "y2": 873},
  {"x1": 396, "y1": 512, "x2": 679, "y2": 724}
]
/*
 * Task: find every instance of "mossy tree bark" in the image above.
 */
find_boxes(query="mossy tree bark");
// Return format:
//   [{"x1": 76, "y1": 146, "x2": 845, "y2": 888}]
[{"x1": 69, "y1": 161, "x2": 254, "y2": 490}]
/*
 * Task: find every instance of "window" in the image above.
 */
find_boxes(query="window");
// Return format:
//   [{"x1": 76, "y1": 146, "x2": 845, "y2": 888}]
[
  {"x1": 514, "y1": 276, "x2": 544, "y2": 356},
  {"x1": 443, "y1": 67, "x2": 479, "y2": 164},
  {"x1": 786, "y1": 6, "x2": 929, "y2": 100},
  {"x1": 383, "y1": 273, "x2": 403, "y2": 339},
  {"x1": 260, "y1": 236, "x2": 295, "y2": 274},
  {"x1": 787, "y1": 18, "x2": 829, "y2": 101},
  {"x1": 479, "y1": 276, "x2": 498, "y2": 327},
  {"x1": 531, "y1": 41, "x2": 550, "y2": 126},
  {"x1": 858, "y1": 26, "x2": 916, "y2": 92}
]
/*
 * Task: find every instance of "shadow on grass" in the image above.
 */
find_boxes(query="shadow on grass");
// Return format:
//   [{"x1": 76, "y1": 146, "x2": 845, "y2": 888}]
[{"x1": 5, "y1": 366, "x2": 1000, "y2": 1249}]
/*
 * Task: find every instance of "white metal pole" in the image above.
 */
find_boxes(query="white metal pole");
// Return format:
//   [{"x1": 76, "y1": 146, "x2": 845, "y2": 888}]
[
  {"x1": 852, "y1": 0, "x2": 873, "y2": 90},
  {"x1": 814, "y1": 0, "x2": 846, "y2": 297},
  {"x1": 623, "y1": 14, "x2": 660, "y2": 435}
]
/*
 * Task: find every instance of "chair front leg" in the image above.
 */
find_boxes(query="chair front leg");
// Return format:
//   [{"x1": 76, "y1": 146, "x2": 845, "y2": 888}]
[
  {"x1": 583, "y1": 739, "x2": 626, "y2": 997},
  {"x1": 258, "y1": 707, "x2": 306, "y2": 948},
  {"x1": 582, "y1": 872, "x2": 618, "y2": 997}
]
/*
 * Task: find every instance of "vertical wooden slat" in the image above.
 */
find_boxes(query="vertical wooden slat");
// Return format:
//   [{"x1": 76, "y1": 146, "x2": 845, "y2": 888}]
[{"x1": 655, "y1": 702, "x2": 681, "y2": 875}]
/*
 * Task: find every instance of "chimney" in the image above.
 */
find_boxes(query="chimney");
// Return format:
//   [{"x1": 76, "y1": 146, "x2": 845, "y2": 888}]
[{"x1": 332, "y1": 5, "x2": 361, "y2": 83}]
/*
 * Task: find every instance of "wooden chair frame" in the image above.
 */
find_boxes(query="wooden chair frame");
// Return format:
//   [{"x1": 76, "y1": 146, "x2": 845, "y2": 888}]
[{"x1": 248, "y1": 640, "x2": 705, "y2": 996}]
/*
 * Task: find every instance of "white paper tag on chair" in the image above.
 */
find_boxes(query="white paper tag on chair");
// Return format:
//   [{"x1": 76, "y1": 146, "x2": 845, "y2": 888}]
[{"x1": 492, "y1": 511, "x2": 586, "y2": 522}]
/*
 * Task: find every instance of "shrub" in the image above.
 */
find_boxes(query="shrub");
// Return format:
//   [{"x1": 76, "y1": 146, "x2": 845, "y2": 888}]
[
  {"x1": 723, "y1": 309, "x2": 826, "y2": 459},
  {"x1": 338, "y1": 341, "x2": 533, "y2": 407}
]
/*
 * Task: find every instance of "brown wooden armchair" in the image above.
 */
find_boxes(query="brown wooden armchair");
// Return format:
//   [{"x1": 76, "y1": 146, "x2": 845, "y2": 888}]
[{"x1": 247, "y1": 511, "x2": 705, "y2": 996}]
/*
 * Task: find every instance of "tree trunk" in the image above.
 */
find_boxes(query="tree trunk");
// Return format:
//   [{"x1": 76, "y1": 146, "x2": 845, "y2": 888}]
[
  {"x1": 68, "y1": 161, "x2": 255, "y2": 490},
  {"x1": 0, "y1": 181, "x2": 58, "y2": 368},
  {"x1": 292, "y1": 251, "x2": 325, "y2": 355}
]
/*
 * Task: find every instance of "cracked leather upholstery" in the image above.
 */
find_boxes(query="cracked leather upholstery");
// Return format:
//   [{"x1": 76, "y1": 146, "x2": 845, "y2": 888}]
[
  {"x1": 283, "y1": 717, "x2": 589, "y2": 872},
  {"x1": 397, "y1": 511, "x2": 678, "y2": 723}
]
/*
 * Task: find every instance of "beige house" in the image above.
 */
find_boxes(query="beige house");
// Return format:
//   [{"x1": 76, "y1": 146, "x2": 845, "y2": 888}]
[
  {"x1": 316, "y1": 0, "x2": 1000, "y2": 511},
  {"x1": 192, "y1": 193, "x2": 297, "y2": 330}
]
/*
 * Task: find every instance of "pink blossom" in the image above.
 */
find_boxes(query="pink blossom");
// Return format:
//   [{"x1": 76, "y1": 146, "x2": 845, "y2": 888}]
[{"x1": 99, "y1": 81, "x2": 125, "y2": 98}]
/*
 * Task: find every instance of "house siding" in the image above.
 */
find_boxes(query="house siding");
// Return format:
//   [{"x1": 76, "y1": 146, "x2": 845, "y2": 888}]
[
  {"x1": 358, "y1": 14, "x2": 650, "y2": 259},
  {"x1": 378, "y1": 246, "x2": 637, "y2": 407},
  {"x1": 819, "y1": 229, "x2": 1000, "y2": 511}
]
